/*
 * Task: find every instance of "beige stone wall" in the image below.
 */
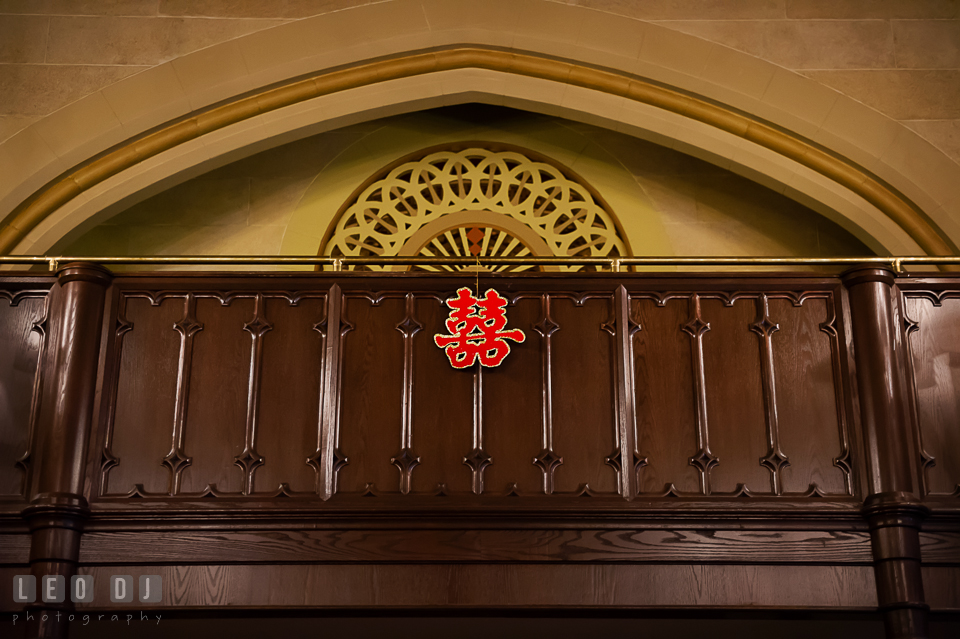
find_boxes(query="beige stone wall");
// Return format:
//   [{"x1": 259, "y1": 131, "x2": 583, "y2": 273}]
[
  {"x1": 61, "y1": 106, "x2": 870, "y2": 265},
  {"x1": 1, "y1": 0, "x2": 957, "y2": 164}
]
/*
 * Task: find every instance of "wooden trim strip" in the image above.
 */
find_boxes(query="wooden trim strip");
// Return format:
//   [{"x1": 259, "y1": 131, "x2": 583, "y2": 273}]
[{"x1": 77, "y1": 528, "x2": 874, "y2": 565}]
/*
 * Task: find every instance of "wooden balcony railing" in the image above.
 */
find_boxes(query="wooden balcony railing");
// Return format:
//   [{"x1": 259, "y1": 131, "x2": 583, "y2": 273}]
[{"x1": 0, "y1": 257, "x2": 958, "y2": 638}]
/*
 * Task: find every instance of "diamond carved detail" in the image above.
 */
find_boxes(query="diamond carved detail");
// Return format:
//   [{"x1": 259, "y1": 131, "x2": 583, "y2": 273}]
[
  {"x1": 634, "y1": 452, "x2": 649, "y2": 473},
  {"x1": 162, "y1": 450, "x2": 192, "y2": 477},
  {"x1": 392, "y1": 448, "x2": 420, "y2": 472},
  {"x1": 463, "y1": 447, "x2": 492, "y2": 474},
  {"x1": 750, "y1": 317, "x2": 780, "y2": 338},
  {"x1": 332, "y1": 448, "x2": 349, "y2": 474},
  {"x1": 760, "y1": 450, "x2": 790, "y2": 475},
  {"x1": 533, "y1": 448, "x2": 563, "y2": 494},
  {"x1": 682, "y1": 316, "x2": 710, "y2": 338},
  {"x1": 604, "y1": 449, "x2": 623, "y2": 474},
  {"x1": 533, "y1": 315, "x2": 559, "y2": 338},
  {"x1": 243, "y1": 316, "x2": 273, "y2": 337},
  {"x1": 312, "y1": 317, "x2": 328, "y2": 337},
  {"x1": 306, "y1": 448, "x2": 348, "y2": 476},
  {"x1": 173, "y1": 316, "x2": 203, "y2": 337},
  {"x1": 234, "y1": 449, "x2": 264, "y2": 475},
  {"x1": 689, "y1": 448, "x2": 719, "y2": 474},
  {"x1": 395, "y1": 315, "x2": 423, "y2": 338},
  {"x1": 600, "y1": 316, "x2": 616, "y2": 336},
  {"x1": 534, "y1": 448, "x2": 563, "y2": 473}
]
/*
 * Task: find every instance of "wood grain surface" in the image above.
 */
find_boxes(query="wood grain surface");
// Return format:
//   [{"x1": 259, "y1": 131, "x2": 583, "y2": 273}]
[
  {"x1": 2, "y1": 270, "x2": 959, "y2": 628},
  {"x1": 77, "y1": 528, "x2": 873, "y2": 565},
  {"x1": 71, "y1": 563, "x2": 878, "y2": 610}
]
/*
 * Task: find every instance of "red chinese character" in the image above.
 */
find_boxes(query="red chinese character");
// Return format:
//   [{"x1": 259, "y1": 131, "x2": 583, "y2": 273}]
[{"x1": 434, "y1": 287, "x2": 525, "y2": 369}]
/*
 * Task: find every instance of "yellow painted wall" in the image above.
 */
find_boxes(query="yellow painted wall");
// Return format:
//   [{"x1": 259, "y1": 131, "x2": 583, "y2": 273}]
[{"x1": 61, "y1": 105, "x2": 870, "y2": 266}]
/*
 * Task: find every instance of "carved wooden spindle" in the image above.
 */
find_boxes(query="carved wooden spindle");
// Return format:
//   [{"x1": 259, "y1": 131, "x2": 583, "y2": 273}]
[
  {"x1": 532, "y1": 294, "x2": 562, "y2": 494},
  {"x1": 15, "y1": 297, "x2": 49, "y2": 495},
  {"x1": 307, "y1": 288, "x2": 349, "y2": 499},
  {"x1": 843, "y1": 266, "x2": 929, "y2": 639},
  {"x1": 604, "y1": 285, "x2": 640, "y2": 500},
  {"x1": 682, "y1": 293, "x2": 718, "y2": 495},
  {"x1": 819, "y1": 295, "x2": 854, "y2": 495},
  {"x1": 392, "y1": 292, "x2": 422, "y2": 494},
  {"x1": 236, "y1": 293, "x2": 272, "y2": 495},
  {"x1": 25, "y1": 263, "x2": 111, "y2": 639},
  {"x1": 463, "y1": 366, "x2": 492, "y2": 495},
  {"x1": 310, "y1": 284, "x2": 349, "y2": 500},
  {"x1": 164, "y1": 293, "x2": 202, "y2": 495},
  {"x1": 751, "y1": 293, "x2": 789, "y2": 495}
]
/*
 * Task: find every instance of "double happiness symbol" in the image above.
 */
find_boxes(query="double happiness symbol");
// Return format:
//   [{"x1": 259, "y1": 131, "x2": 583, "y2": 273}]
[{"x1": 434, "y1": 287, "x2": 526, "y2": 369}]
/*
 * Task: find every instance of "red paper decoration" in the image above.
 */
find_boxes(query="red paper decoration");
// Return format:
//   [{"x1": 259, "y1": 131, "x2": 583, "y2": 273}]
[{"x1": 434, "y1": 287, "x2": 525, "y2": 369}]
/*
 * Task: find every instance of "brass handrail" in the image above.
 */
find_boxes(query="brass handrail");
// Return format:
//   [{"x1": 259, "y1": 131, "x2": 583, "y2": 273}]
[{"x1": 1, "y1": 255, "x2": 959, "y2": 273}]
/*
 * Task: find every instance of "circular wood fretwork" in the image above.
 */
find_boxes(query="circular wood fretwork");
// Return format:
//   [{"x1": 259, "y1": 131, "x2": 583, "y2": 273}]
[{"x1": 321, "y1": 145, "x2": 628, "y2": 271}]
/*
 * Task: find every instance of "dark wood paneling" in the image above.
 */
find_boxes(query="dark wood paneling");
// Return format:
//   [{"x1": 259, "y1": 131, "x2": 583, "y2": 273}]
[
  {"x1": 337, "y1": 295, "x2": 405, "y2": 495},
  {"x1": 72, "y1": 563, "x2": 878, "y2": 609},
  {"x1": 770, "y1": 296, "x2": 849, "y2": 496},
  {"x1": 104, "y1": 295, "x2": 181, "y2": 496},
  {"x1": 0, "y1": 292, "x2": 46, "y2": 497},
  {"x1": 179, "y1": 296, "x2": 254, "y2": 495},
  {"x1": 78, "y1": 528, "x2": 873, "y2": 564},
  {"x1": 549, "y1": 296, "x2": 618, "y2": 495},
  {"x1": 482, "y1": 296, "x2": 542, "y2": 496},
  {"x1": 253, "y1": 295, "x2": 326, "y2": 495},
  {"x1": 0, "y1": 533, "x2": 30, "y2": 564},
  {"x1": 923, "y1": 566, "x2": 960, "y2": 610},
  {"x1": 903, "y1": 294, "x2": 960, "y2": 497},
  {"x1": 85, "y1": 277, "x2": 870, "y2": 507},
  {"x1": 701, "y1": 297, "x2": 769, "y2": 495},
  {"x1": 632, "y1": 297, "x2": 701, "y2": 495},
  {"x1": 10, "y1": 270, "x2": 960, "y2": 637},
  {"x1": 921, "y1": 531, "x2": 960, "y2": 564},
  {"x1": 410, "y1": 294, "x2": 474, "y2": 495}
]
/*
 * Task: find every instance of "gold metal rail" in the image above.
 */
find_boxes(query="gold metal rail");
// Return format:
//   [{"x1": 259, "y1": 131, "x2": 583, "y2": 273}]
[{"x1": 1, "y1": 255, "x2": 959, "y2": 273}]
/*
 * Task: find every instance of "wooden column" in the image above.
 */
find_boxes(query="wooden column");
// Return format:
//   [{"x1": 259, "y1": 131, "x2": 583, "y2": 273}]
[
  {"x1": 23, "y1": 263, "x2": 111, "y2": 639},
  {"x1": 842, "y1": 266, "x2": 928, "y2": 639}
]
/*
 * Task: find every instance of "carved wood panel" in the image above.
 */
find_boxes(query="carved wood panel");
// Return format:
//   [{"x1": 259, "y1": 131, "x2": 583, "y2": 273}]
[
  {"x1": 102, "y1": 290, "x2": 329, "y2": 498},
  {"x1": 0, "y1": 288, "x2": 48, "y2": 498},
  {"x1": 337, "y1": 294, "x2": 406, "y2": 495},
  {"x1": 103, "y1": 294, "x2": 181, "y2": 496},
  {"x1": 630, "y1": 290, "x2": 851, "y2": 498},
  {"x1": 549, "y1": 295, "x2": 618, "y2": 495},
  {"x1": 90, "y1": 276, "x2": 858, "y2": 507},
  {"x1": 252, "y1": 296, "x2": 326, "y2": 495},
  {"x1": 481, "y1": 297, "x2": 542, "y2": 496},
  {"x1": 901, "y1": 290, "x2": 960, "y2": 497},
  {"x1": 336, "y1": 290, "x2": 619, "y2": 497}
]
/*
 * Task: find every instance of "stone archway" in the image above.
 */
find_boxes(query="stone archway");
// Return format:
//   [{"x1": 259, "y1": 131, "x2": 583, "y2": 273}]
[{"x1": 1, "y1": 1, "x2": 956, "y2": 258}]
